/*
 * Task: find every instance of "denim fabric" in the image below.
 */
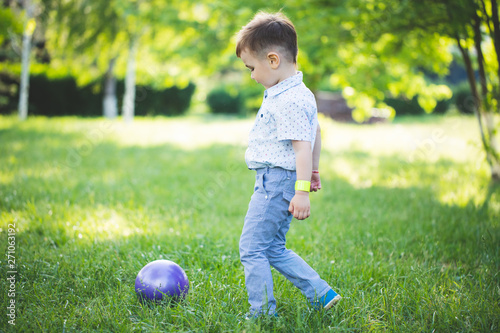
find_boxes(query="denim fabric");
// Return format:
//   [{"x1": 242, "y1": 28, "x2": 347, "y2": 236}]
[{"x1": 239, "y1": 167, "x2": 331, "y2": 315}]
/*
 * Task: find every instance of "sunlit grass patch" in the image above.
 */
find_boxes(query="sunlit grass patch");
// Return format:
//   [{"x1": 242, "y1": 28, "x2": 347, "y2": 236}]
[{"x1": 0, "y1": 114, "x2": 498, "y2": 332}]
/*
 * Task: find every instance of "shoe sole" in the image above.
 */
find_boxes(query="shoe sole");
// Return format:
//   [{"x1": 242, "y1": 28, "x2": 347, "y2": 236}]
[{"x1": 324, "y1": 295, "x2": 342, "y2": 310}]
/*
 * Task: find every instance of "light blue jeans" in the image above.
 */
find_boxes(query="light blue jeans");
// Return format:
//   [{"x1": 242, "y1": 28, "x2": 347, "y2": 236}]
[{"x1": 239, "y1": 167, "x2": 331, "y2": 315}]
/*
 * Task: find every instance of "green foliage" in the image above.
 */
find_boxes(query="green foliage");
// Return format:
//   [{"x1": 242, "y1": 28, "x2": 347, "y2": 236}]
[
  {"x1": 240, "y1": 83, "x2": 264, "y2": 114},
  {"x1": 0, "y1": 115, "x2": 499, "y2": 331},
  {"x1": 130, "y1": 82, "x2": 196, "y2": 117},
  {"x1": 0, "y1": 5, "x2": 23, "y2": 63},
  {"x1": 385, "y1": 95, "x2": 451, "y2": 116},
  {"x1": 433, "y1": 98, "x2": 451, "y2": 115},
  {"x1": 281, "y1": 1, "x2": 454, "y2": 120},
  {"x1": 206, "y1": 1, "x2": 459, "y2": 120},
  {"x1": 27, "y1": 74, "x2": 100, "y2": 117},
  {"x1": 453, "y1": 84, "x2": 476, "y2": 115},
  {"x1": 385, "y1": 96, "x2": 426, "y2": 116},
  {"x1": 207, "y1": 87, "x2": 242, "y2": 114},
  {"x1": 0, "y1": 6, "x2": 22, "y2": 45},
  {"x1": 0, "y1": 70, "x2": 18, "y2": 113},
  {"x1": 2, "y1": 0, "x2": 494, "y2": 120},
  {"x1": 0, "y1": 69, "x2": 195, "y2": 117},
  {"x1": 39, "y1": 0, "x2": 235, "y2": 88}
]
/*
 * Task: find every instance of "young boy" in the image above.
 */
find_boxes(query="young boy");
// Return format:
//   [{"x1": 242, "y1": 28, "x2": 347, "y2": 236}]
[{"x1": 236, "y1": 12, "x2": 341, "y2": 318}]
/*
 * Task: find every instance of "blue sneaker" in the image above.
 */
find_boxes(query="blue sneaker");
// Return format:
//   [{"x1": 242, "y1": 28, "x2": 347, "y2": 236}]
[{"x1": 315, "y1": 289, "x2": 341, "y2": 310}]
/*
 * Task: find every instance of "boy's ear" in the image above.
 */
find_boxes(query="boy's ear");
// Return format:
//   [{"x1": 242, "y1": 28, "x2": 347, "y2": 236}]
[{"x1": 267, "y1": 52, "x2": 280, "y2": 69}]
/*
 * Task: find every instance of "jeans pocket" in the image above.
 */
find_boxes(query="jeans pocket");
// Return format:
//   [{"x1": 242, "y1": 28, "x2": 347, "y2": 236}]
[
  {"x1": 255, "y1": 173, "x2": 267, "y2": 195},
  {"x1": 282, "y1": 190, "x2": 295, "y2": 203}
]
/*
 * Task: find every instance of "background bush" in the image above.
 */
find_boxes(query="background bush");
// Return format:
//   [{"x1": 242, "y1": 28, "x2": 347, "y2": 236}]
[
  {"x1": 0, "y1": 69, "x2": 195, "y2": 117},
  {"x1": 0, "y1": 70, "x2": 21, "y2": 113},
  {"x1": 28, "y1": 75, "x2": 101, "y2": 116},
  {"x1": 206, "y1": 87, "x2": 242, "y2": 114},
  {"x1": 433, "y1": 99, "x2": 451, "y2": 114},
  {"x1": 384, "y1": 95, "x2": 451, "y2": 116},
  {"x1": 131, "y1": 82, "x2": 196, "y2": 116},
  {"x1": 453, "y1": 84, "x2": 475, "y2": 114},
  {"x1": 384, "y1": 96, "x2": 425, "y2": 116}
]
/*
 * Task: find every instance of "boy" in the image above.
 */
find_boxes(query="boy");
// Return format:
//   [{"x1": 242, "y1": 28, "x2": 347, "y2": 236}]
[{"x1": 236, "y1": 12, "x2": 341, "y2": 318}]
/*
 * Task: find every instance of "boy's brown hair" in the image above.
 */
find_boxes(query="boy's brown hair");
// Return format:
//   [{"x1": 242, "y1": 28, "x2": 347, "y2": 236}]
[{"x1": 235, "y1": 12, "x2": 298, "y2": 64}]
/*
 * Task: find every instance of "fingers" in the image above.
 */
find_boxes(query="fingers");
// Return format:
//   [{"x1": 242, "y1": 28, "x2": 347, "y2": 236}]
[
  {"x1": 293, "y1": 207, "x2": 310, "y2": 220},
  {"x1": 289, "y1": 202, "x2": 310, "y2": 220},
  {"x1": 289, "y1": 194, "x2": 311, "y2": 220},
  {"x1": 296, "y1": 211, "x2": 310, "y2": 220},
  {"x1": 310, "y1": 181, "x2": 322, "y2": 192}
]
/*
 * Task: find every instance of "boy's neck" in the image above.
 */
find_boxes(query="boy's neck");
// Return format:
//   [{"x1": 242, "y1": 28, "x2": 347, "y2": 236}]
[{"x1": 276, "y1": 64, "x2": 298, "y2": 86}]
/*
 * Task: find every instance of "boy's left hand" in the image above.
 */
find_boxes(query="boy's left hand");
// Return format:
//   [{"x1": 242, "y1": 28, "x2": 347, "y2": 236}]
[
  {"x1": 288, "y1": 192, "x2": 310, "y2": 220},
  {"x1": 310, "y1": 173, "x2": 322, "y2": 192}
]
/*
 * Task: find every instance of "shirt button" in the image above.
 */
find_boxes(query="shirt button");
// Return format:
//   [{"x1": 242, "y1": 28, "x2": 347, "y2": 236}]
[{"x1": 265, "y1": 195, "x2": 268, "y2": 199}]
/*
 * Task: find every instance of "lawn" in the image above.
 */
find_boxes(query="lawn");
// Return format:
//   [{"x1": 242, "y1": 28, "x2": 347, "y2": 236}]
[{"x1": 0, "y1": 114, "x2": 499, "y2": 332}]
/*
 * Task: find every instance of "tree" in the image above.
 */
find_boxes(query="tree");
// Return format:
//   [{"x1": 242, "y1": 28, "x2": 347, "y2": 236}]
[
  {"x1": 472, "y1": 0, "x2": 500, "y2": 180},
  {"x1": 103, "y1": 57, "x2": 117, "y2": 119},
  {"x1": 211, "y1": 0, "x2": 455, "y2": 120},
  {"x1": 17, "y1": 0, "x2": 36, "y2": 120},
  {"x1": 40, "y1": 0, "x2": 233, "y2": 122},
  {"x1": 359, "y1": 0, "x2": 500, "y2": 181},
  {"x1": 0, "y1": 4, "x2": 23, "y2": 60},
  {"x1": 41, "y1": 0, "x2": 124, "y2": 119},
  {"x1": 267, "y1": 0, "x2": 499, "y2": 181}
]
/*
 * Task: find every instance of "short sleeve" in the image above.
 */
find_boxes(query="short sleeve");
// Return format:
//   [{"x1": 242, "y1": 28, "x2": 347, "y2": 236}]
[{"x1": 276, "y1": 100, "x2": 314, "y2": 142}]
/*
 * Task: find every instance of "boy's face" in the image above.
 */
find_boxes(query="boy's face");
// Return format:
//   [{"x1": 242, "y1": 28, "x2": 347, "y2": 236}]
[{"x1": 240, "y1": 49, "x2": 280, "y2": 89}]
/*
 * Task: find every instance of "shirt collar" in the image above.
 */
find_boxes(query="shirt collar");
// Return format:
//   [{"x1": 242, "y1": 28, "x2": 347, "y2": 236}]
[{"x1": 264, "y1": 71, "x2": 303, "y2": 98}]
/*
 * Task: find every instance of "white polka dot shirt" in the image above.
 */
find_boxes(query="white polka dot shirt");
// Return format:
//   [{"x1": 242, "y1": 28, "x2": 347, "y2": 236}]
[{"x1": 245, "y1": 71, "x2": 318, "y2": 170}]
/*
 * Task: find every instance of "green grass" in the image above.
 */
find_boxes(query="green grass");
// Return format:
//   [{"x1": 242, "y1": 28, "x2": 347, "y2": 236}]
[{"x1": 0, "y1": 114, "x2": 499, "y2": 332}]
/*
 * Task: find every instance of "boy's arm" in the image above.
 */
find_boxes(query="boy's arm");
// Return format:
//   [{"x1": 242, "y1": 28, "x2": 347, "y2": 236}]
[
  {"x1": 311, "y1": 124, "x2": 322, "y2": 192},
  {"x1": 289, "y1": 140, "x2": 312, "y2": 220}
]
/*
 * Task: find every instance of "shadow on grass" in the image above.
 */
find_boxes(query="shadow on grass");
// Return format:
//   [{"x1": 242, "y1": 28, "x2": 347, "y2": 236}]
[{"x1": 0, "y1": 123, "x2": 499, "y2": 331}]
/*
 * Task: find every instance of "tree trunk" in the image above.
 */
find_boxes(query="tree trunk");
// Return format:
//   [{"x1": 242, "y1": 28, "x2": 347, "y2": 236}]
[
  {"x1": 456, "y1": 36, "x2": 500, "y2": 181},
  {"x1": 456, "y1": 38, "x2": 486, "y2": 141},
  {"x1": 122, "y1": 36, "x2": 139, "y2": 123},
  {"x1": 103, "y1": 57, "x2": 117, "y2": 119},
  {"x1": 490, "y1": 0, "x2": 500, "y2": 83},
  {"x1": 474, "y1": 15, "x2": 488, "y2": 104},
  {"x1": 473, "y1": 12, "x2": 500, "y2": 181},
  {"x1": 18, "y1": 0, "x2": 34, "y2": 120}
]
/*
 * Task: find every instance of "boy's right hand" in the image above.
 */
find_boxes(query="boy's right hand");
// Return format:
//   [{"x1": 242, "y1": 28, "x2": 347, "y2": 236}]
[
  {"x1": 289, "y1": 192, "x2": 311, "y2": 220},
  {"x1": 310, "y1": 172, "x2": 322, "y2": 192}
]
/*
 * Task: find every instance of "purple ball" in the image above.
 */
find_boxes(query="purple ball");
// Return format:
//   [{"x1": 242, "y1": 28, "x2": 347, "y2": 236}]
[{"x1": 135, "y1": 260, "x2": 189, "y2": 302}]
